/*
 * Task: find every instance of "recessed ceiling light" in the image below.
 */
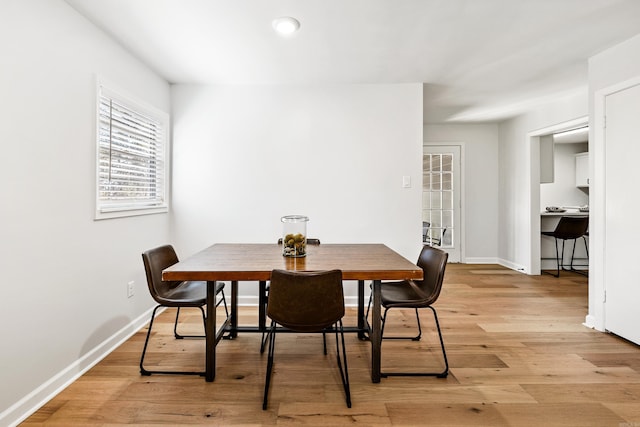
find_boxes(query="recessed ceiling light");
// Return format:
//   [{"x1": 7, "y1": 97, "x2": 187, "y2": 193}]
[{"x1": 272, "y1": 16, "x2": 300, "y2": 36}]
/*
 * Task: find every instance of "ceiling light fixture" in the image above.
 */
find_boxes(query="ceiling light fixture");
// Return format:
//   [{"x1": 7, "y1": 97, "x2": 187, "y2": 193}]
[
  {"x1": 553, "y1": 126, "x2": 589, "y2": 138},
  {"x1": 272, "y1": 16, "x2": 300, "y2": 36}
]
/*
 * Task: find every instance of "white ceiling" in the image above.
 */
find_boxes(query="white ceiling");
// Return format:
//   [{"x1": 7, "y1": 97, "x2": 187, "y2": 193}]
[{"x1": 65, "y1": 0, "x2": 640, "y2": 123}]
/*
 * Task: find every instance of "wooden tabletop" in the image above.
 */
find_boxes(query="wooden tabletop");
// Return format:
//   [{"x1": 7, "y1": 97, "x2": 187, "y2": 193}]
[{"x1": 163, "y1": 243, "x2": 423, "y2": 282}]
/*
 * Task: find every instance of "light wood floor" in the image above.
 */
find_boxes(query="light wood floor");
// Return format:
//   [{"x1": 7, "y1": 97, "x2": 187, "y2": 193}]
[{"x1": 22, "y1": 264, "x2": 640, "y2": 426}]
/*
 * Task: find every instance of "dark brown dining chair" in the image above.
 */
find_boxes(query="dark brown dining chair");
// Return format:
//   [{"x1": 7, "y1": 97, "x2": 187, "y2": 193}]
[
  {"x1": 367, "y1": 244, "x2": 449, "y2": 377},
  {"x1": 262, "y1": 269, "x2": 351, "y2": 410},
  {"x1": 260, "y1": 238, "x2": 321, "y2": 353},
  {"x1": 140, "y1": 244, "x2": 228, "y2": 376},
  {"x1": 541, "y1": 216, "x2": 589, "y2": 277}
]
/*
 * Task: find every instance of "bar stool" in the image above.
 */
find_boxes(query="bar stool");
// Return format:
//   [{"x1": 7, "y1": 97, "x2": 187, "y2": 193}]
[{"x1": 541, "y1": 216, "x2": 589, "y2": 277}]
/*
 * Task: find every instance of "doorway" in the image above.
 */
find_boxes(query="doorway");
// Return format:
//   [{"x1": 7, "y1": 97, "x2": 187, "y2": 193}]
[{"x1": 527, "y1": 117, "x2": 588, "y2": 275}]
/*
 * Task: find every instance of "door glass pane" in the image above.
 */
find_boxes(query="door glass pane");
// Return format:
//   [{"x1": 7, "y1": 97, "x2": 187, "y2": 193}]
[
  {"x1": 422, "y1": 191, "x2": 431, "y2": 209},
  {"x1": 423, "y1": 172, "x2": 431, "y2": 190},
  {"x1": 431, "y1": 192, "x2": 442, "y2": 210},
  {"x1": 442, "y1": 154, "x2": 452, "y2": 172},
  {"x1": 431, "y1": 173, "x2": 441, "y2": 190},
  {"x1": 442, "y1": 172, "x2": 452, "y2": 191},
  {"x1": 442, "y1": 228, "x2": 452, "y2": 246},
  {"x1": 432, "y1": 155, "x2": 442, "y2": 172},
  {"x1": 442, "y1": 210, "x2": 453, "y2": 228},
  {"x1": 442, "y1": 191, "x2": 453, "y2": 210}
]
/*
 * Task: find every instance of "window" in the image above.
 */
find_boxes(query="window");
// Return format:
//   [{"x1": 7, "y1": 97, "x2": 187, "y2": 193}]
[{"x1": 95, "y1": 80, "x2": 169, "y2": 219}]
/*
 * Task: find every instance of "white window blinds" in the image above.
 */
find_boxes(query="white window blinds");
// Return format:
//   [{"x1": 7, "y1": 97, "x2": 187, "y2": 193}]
[{"x1": 96, "y1": 83, "x2": 168, "y2": 218}]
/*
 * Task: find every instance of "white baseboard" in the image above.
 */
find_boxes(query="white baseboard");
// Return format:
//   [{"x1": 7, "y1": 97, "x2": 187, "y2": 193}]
[
  {"x1": 497, "y1": 258, "x2": 528, "y2": 274},
  {"x1": 1, "y1": 307, "x2": 156, "y2": 427},
  {"x1": 583, "y1": 314, "x2": 605, "y2": 332},
  {"x1": 463, "y1": 256, "x2": 529, "y2": 274}
]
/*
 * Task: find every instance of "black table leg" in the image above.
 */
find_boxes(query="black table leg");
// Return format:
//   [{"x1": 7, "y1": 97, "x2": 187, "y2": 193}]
[
  {"x1": 357, "y1": 280, "x2": 367, "y2": 340},
  {"x1": 205, "y1": 281, "x2": 217, "y2": 382},
  {"x1": 258, "y1": 280, "x2": 267, "y2": 332},
  {"x1": 371, "y1": 279, "x2": 381, "y2": 383}
]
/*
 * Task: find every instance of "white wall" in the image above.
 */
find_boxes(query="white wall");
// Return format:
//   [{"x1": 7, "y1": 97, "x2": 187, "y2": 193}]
[
  {"x1": 498, "y1": 90, "x2": 588, "y2": 272},
  {"x1": 423, "y1": 124, "x2": 500, "y2": 262},
  {"x1": 170, "y1": 84, "x2": 424, "y2": 304},
  {"x1": 587, "y1": 33, "x2": 640, "y2": 331},
  {"x1": 0, "y1": 1, "x2": 171, "y2": 424},
  {"x1": 540, "y1": 142, "x2": 589, "y2": 208}
]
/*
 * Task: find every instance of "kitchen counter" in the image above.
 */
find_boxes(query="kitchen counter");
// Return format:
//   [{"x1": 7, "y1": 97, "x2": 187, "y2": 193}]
[{"x1": 541, "y1": 209, "x2": 589, "y2": 217}]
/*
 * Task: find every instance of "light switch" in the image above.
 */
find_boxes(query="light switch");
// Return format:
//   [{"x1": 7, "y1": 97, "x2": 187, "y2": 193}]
[{"x1": 402, "y1": 175, "x2": 411, "y2": 188}]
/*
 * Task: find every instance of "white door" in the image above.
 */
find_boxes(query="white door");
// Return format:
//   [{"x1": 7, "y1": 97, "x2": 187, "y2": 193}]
[
  {"x1": 423, "y1": 145, "x2": 462, "y2": 262},
  {"x1": 604, "y1": 83, "x2": 640, "y2": 345}
]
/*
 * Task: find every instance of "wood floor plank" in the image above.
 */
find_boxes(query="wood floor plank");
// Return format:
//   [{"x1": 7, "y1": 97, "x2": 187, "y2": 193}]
[
  {"x1": 20, "y1": 264, "x2": 640, "y2": 426},
  {"x1": 496, "y1": 403, "x2": 626, "y2": 427}
]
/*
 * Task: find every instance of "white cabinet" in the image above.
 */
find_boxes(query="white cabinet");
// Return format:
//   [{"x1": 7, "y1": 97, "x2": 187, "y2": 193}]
[
  {"x1": 540, "y1": 135, "x2": 554, "y2": 183},
  {"x1": 575, "y1": 152, "x2": 589, "y2": 187}
]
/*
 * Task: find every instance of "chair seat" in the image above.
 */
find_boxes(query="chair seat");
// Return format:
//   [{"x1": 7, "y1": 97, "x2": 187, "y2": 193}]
[
  {"x1": 159, "y1": 281, "x2": 224, "y2": 306},
  {"x1": 380, "y1": 280, "x2": 433, "y2": 308}
]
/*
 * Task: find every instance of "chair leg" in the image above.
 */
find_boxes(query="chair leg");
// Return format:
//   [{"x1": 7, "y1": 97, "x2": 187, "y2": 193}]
[
  {"x1": 323, "y1": 331, "x2": 328, "y2": 355},
  {"x1": 567, "y1": 236, "x2": 590, "y2": 277},
  {"x1": 219, "y1": 290, "x2": 229, "y2": 318},
  {"x1": 543, "y1": 237, "x2": 562, "y2": 277},
  {"x1": 140, "y1": 305, "x2": 162, "y2": 376},
  {"x1": 262, "y1": 321, "x2": 277, "y2": 410},
  {"x1": 429, "y1": 305, "x2": 449, "y2": 378},
  {"x1": 368, "y1": 286, "x2": 422, "y2": 341},
  {"x1": 140, "y1": 305, "x2": 205, "y2": 376},
  {"x1": 381, "y1": 306, "x2": 449, "y2": 378},
  {"x1": 334, "y1": 320, "x2": 352, "y2": 408},
  {"x1": 173, "y1": 307, "x2": 186, "y2": 339},
  {"x1": 583, "y1": 235, "x2": 589, "y2": 259},
  {"x1": 380, "y1": 307, "x2": 422, "y2": 341},
  {"x1": 557, "y1": 237, "x2": 589, "y2": 277},
  {"x1": 174, "y1": 306, "x2": 207, "y2": 339},
  {"x1": 176, "y1": 288, "x2": 227, "y2": 339},
  {"x1": 260, "y1": 330, "x2": 270, "y2": 354},
  {"x1": 568, "y1": 238, "x2": 577, "y2": 270}
]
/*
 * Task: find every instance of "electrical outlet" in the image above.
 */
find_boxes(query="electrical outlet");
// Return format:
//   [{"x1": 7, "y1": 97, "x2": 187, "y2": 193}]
[{"x1": 127, "y1": 281, "x2": 135, "y2": 298}]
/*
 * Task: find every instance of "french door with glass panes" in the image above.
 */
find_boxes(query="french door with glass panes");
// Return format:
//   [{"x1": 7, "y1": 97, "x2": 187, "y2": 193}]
[{"x1": 423, "y1": 145, "x2": 461, "y2": 262}]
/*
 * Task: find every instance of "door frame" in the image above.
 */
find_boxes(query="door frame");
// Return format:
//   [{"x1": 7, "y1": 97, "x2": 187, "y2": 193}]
[{"x1": 423, "y1": 143, "x2": 465, "y2": 263}]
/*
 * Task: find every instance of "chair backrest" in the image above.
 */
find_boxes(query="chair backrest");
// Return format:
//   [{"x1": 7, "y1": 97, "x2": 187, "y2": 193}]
[
  {"x1": 141, "y1": 244, "x2": 182, "y2": 302},
  {"x1": 277, "y1": 238, "x2": 321, "y2": 245},
  {"x1": 415, "y1": 245, "x2": 449, "y2": 304},
  {"x1": 554, "y1": 216, "x2": 589, "y2": 240},
  {"x1": 267, "y1": 269, "x2": 344, "y2": 332}
]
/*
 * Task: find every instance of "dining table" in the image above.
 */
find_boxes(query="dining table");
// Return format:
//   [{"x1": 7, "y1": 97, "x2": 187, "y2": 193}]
[{"x1": 162, "y1": 243, "x2": 423, "y2": 383}]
